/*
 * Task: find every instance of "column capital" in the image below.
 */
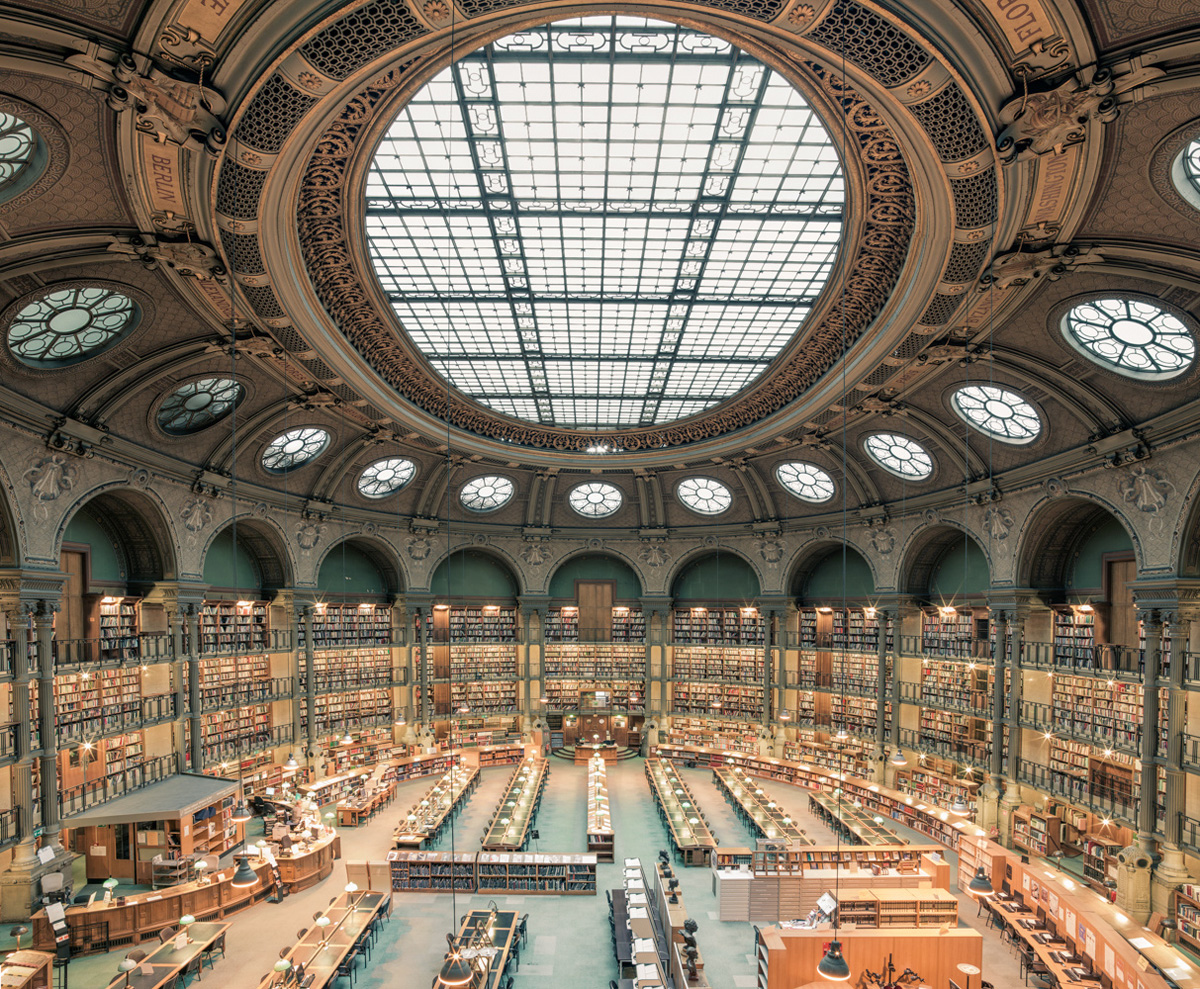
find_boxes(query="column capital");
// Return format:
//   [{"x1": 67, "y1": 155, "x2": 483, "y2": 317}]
[
  {"x1": 1130, "y1": 579, "x2": 1200, "y2": 623},
  {"x1": 0, "y1": 569, "x2": 66, "y2": 621}
]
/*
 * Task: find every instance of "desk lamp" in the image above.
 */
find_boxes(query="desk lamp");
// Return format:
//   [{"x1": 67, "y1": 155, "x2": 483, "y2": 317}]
[
  {"x1": 315, "y1": 915, "x2": 331, "y2": 948},
  {"x1": 117, "y1": 957, "x2": 138, "y2": 987},
  {"x1": 193, "y1": 860, "x2": 208, "y2": 884},
  {"x1": 272, "y1": 958, "x2": 292, "y2": 987},
  {"x1": 9, "y1": 924, "x2": 28, "y2": 950},
  {"x1": 256, "y1": 839, "x2": 269, "y2": 860},
  {"x1": 179, "y1": 915, "x2": 195, "y2": 943}
]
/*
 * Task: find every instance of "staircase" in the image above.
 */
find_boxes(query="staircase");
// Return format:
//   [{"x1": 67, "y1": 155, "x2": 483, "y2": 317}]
[{"x1": 550, "y1": 745, "x2": 640, "y2": 762}]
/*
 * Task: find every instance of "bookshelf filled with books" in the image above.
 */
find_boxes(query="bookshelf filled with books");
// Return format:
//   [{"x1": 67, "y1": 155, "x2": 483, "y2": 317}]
[
  {"x1": 543, "y1": 643, "x2": 644, "y2": 679},
  {"x1": 665, "y1": 717, "x2": 760, "y2": 754},
  {"x1": 198, "y1": 600, "x2": 269, "y2": 655},
  {"x1": 672, "y1": 681, "x2": 763, "y2": 720},
  {"x1": 543, "y1": 678, "x2": 642, "y2": 711},
  {"x1": 309, "y1": 646, "x2": 392, "y2": 692},
  {"x1": 303, "y1": 688, "x2": 392, "y2": 735},
  {"x1": 54, "y1": 666, "x2": 142, "y2": 741},
  {"x1": 921, "y1": 609, "x2": 986, "y2": 658},
  {"x1": 304, "y1": 602, "x2": 392, "y2": 647},
  {"x1": 97, "y1": 596, "x2": 140, "y2": 661},
  {"x1": 672, "y1": 608, "x2": 764, "y2": 645},
  {"x1": 672, "y1": 645, "x2": 763, "y2": 682}
]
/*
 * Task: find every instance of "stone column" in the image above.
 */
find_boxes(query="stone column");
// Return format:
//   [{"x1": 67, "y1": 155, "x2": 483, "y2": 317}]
[
  {"x1": 300, "y1": 604, "x2": 317, "y2": 759},
  {"x1": 415, "y1": 603, "x2": 430, "y2": 725},
  {"x1": 1154, "y1": 612, "x2": 1191, "y2": 912},
  {"x1": 977, "y1": 607, "x2": 1006, "y2": 833},
  {"x1": 517, "y1": 601, "x2": 532, "y2": 734},
  {"x1": 1137, "y1": 609, "x2": 1161, "y2": 852},
  {"x1": 168, "y1": 605, "x2": 187, "y2": 765},
  {"x1": 997, "y1": 611, "x2": 1026, "y2": 844},
  {"x1": 6, "y1": 604, "x2": 35, "y2": 869},
  {"x1": 32, "y1": 602, "x2": 61, "y2": 854},
  {"x1": 186, "y1": 606, "x2": 203, "y2": 772}
]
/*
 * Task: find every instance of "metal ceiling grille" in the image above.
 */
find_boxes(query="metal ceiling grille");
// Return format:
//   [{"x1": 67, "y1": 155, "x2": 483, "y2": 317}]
[{"x1": 365, "y1": 16, "x2": 844, "y2": 429}]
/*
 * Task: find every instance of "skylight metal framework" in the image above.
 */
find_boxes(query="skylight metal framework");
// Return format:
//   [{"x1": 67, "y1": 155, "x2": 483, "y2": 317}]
[{"x1": 366, "y1": 17, "x2": 843, "y2": 430}]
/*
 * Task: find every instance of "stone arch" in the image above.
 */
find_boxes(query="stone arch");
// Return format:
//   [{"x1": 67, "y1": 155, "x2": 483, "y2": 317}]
[
  {"x1": 428, "y1": 547, "x2": 523, "y2": 600},
  {"x1": 668, "y1": 547, "x2": 763, "y2": 602},
  {"x1": 57, "y1": 484, "x2": 179, "y2": 585},
  {"x1": 545, "y1": 549, "x2": 644, "y2": 600},
  {"x1": 786, "y1": 538, "x2": 879, "y2": 602},
  {"x1": 314, "y1": 534, "x2": 406, "y2": 597},
  {"x1": 200, "y1": 513, "x2": 295, "y2": 591},
  {"x1": 1015, "y1": 494, "x2": 1140, "y2": 594},
  {"x1": 898, "y1": 520, "x2": 990, "y2": 600}
]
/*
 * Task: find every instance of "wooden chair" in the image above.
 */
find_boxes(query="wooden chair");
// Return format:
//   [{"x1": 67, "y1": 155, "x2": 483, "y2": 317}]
[{"x1": 158, "y1": 926, "x2": 176, "y2": 944}]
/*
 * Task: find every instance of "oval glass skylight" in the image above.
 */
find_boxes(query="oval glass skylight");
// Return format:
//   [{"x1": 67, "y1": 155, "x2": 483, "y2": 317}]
[
  {"x1": 951, "y1": 384, "x2": 1041, "y2": 444},
  {"x1": 7, "y1": 285, "x2": 138, "y2": 367},
  {"x1": 365, "y1": 16, "x2": 843, "y2": 430},
  {"x1": 358, "y1": 457, "x2": 416, "y2": 498},
  {"x1": 677, "y1": 476, "x2": 732, "y2": 515},
  {"x1": 461, "y1": 474, "x2": 515, "y2": 512},
  {"x1": 776, "y1": 461, "x2": 835, "y2": 503},
  {"x1": 1178, "y1": 137, "x2": 1200, "y2": 202},
  {"x1": 261, "y1": 427, "x2": 330, "y2": 473},
  {"x1": 568, "y1": 481, "x2": 623, "y2": 518},
  {"x1": 158, "y1": 377, "x2": 244, "y2": 435},
  {"x1": 1062, "y1": 298, "x2": 1195, "y2": 380},
  {"x1": 863, "y1": 433, "x2": 933, "y2": 480}
]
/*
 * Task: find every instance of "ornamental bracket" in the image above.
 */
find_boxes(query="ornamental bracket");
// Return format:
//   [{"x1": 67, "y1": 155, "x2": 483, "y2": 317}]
[{"x1": 980, "y1": 243, "x2": 1105, "y2": 289}]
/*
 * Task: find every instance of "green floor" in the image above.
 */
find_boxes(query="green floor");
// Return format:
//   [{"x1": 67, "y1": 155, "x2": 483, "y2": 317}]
[{"x1": 46, "y1": 757, "x2": 1024, "y2": 989}]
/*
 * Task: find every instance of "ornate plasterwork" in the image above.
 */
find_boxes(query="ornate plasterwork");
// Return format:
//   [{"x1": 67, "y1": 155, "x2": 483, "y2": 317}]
[{"x1": 294, "y1": 59, "x2": 914, "y2": 452}]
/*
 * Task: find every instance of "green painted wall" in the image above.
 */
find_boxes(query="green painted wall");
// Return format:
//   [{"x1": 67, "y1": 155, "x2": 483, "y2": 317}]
[
  {"x1": 930, "y1": 536, "x2": 989, "y2": 597},
  {"x1": 549, "y1": 554, "x2": 642, "y2": 599},
  {"x1": 202, "y1": 528, "x2": 263, "y2": 591},
  {"x1": 673, "y1": 554, "x2": 760, "y2": 601},
  {"x1": 431, "y1": 551, "x2": 517, "y2": 599},
  {"x1": 1068, "y1": 516, "x2": 1133, "y2": 592},
  {"x1": 802, "y1": 549, "x2": 875, "y2": 600},
  {"x1": 318, "y1": 545, "x2": 387, "y2": 596},
  {"x1": 64, "y1": 511, "x2": 123, "y2": 582}
]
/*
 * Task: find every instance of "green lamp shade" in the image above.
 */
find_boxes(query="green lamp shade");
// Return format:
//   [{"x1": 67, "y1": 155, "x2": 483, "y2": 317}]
[
  {"x1": 274, "y1": 959, "x2": 292, "y2": 973},
  {"x1": 230, "y1": 854, "x2": 259, "y2": 888},
  {"x1": 103, "y1": 878, "x2": 120, "y2": 889},
  {"x1": 179, "y1": 914, "x2": 195, "y2": 927},
  {"x1": 968, "y1": 865, "x2": 995, "y2": 896},
  {"x1": 118, "y1": 959, "x2": 138, "y2": 973},
  {"x1": 316, "y1": 916, "x2": 331, "y2": 929},
  {"x1": 818, "y1": 939, "x2": 851, "y2": 981}
]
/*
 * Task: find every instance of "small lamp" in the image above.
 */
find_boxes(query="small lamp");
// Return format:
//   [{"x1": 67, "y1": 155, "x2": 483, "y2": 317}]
[
  {"x1": 118, "y1": 957, "x2": 138, "y2": 988},
  {"x1": 817, "y1": 939, "x2": 851, "y2": 981},
  {"x1": 256, "y1": 839, "x2": 269, "y2": 859},
  {"x1": 315, "y1": 914, "x2": 332, "y2": 942},
  {"x1": 10, "y1": 924, "x2": 29, "y2": 950},
  {"x1": 230, "y1": 853, "x2": 259, "y2": 888},
  {"x1": 273, "y1": 958, "x2": 292, "y2": 986},
  {"x1": 179, "y1": 914, "x2": 195, "y2": 942},
  {"x1": 342, "y1": 733, "x2": 354, "y2": 746}
]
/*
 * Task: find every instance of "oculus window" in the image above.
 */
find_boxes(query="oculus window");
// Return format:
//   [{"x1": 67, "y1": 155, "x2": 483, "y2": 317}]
[
  {"x1": 366, "y1": 16, "x2": 843, "y2": 429},
  {"x1": 1061, "y1": 297, "x2": 1195, "y2": 381},
  {"x1": 7, "y1": 285, "x2": 139, "y2": 367},
  {"x1": 775, "y1": 461, "x2": 835, "y2": 503},
  {"x1": 950, "y1": 384, "x2": 1041, "y2": 444},
  {"x1": 568, "y1": 481, "x2": 623, "y2": 517},
  {"x1": 358, "y1": 457, "x2": 417, "y2": 498},
  {"x1": 157, "y1": 378, "x2": 245, "y2": 435},
  {"x1": 261, "y1": 427, "x2": 330, "y2": 473},
  {"x1": 677, "y1": 476, "x2": 732, "y2": 515},
  {"x1": 0, "y1": 111, "x2": 41, "y2": 202},
  {"x1": 863, "y1": 433, "x2": 933, "y2": 480},
  {"x1": 460, "y1": 474, "x2": 515, "y2": 512}
]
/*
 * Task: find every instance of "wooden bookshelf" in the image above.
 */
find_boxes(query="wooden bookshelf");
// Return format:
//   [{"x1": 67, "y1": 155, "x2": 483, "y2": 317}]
[
  {"x1": 586, "y1": 756, "x2": 614, "y2": 861},
  {"x1": 97, "y1": 596, "x2": 140, "y2": 661},
  {"x1": 1054, "y1": 608, "x2": 1097, "y2": 664},
  {"x1": 420, "y1": 605, "x2": 517, "y2": 643},
  {"x1": 833, "y1": 888, "x2": 958, "y2": 928},
  {"x1": 387, "y1": 850, "x2": 477, "y2": 892},
  {"x1": 666, "y1": 717, "x2": 760, "y2": 755},
  {"x1": 921, "y1": 608, "x2": 985, "y2": 657},
  {"x1": 672, "y1": 681, "x2": 763, "y2": 719},
  {"x1": 673, "y1": 607, "x2": 765, "y2": 645},
  {"x1": 383, "y1": 850, "x2": 597, "y2": 894},
  {"x1": 199, "y1": 600, "x2": 268, "y2": 655},
  {"x1": 921, "y1": 658, "x2": 991, "y2": 713},
  {"x1": 672, "y1": 645, "x2": 763, "y2": 681},
  {"x1": 894, "y1": 761, "x2": 979, "y2": 816},
  {"x1": 1174, "y1": 884, "x2": 1200, "y2": 952},
  {"x1": 543, "y1": 642, "x2": 644, "y2": 678},
  {"x1": 304, "y1": 602, "x2": 391, "y2": 647},
  {"x1": 1012, "y1": 805, "x2": 1062, "y2": 857}
]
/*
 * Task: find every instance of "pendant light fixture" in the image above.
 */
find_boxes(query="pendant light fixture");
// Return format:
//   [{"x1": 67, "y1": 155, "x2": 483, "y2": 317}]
[
  {"x1": 950, "y1": 794, "x2": 970, "y2": 815},
  {"x1": 285, "y1": 753, "x2": 298, "y2": 770},
  {"x1": 818, "y1": 938, "x2": 852, "y2": 981},
  {"x1": 890, "y1": 747, "x2": 908, "y2": 767},
  {"x1": 230, "y1": 852, "x2": 259, "y2": 888},
  {"x1": 968, "y1": 865, "x2": 994, "y2": 897}
]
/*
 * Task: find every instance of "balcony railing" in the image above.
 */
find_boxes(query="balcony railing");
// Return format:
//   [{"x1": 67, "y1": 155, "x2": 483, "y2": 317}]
[
  {"x1": 0, "y1": 808, "x2": 15, "y2": 850},
  {"x1": 0, "y1": 723, "x2": 17, "y2": 763},
  {"x1": 60, "y1": 753, "x2": 181, "y2": 817},
  {"x1": 200, "y1": 676, "x2": 294, "y2": 712},
  {"x1": 1014, "y1": 759, "x2": 1145, "y2": 827},
  {"x1": 202, "y1": 723, "x2": 295, "y2": 764}
]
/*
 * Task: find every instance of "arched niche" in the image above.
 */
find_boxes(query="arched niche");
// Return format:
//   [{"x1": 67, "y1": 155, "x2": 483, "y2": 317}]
[
  {"x1": 430, "y1": 550, "x2": 520, "y2": 602},
  {"x1": 671, "y1": 550, "x2": 760, "y2": 604},
  {"x1": 901, "y1": 524, "x2": 989, "y2": 604},
  {"x1": 316, "y1": 537, "x2": 403, "y2": 599},
  {"x1": 548, "y1": 553, "x2": 643, "y2": 602},
  {"x1": 0, "y1": 479, "x2": 17, "y2": 569},
  {"x1": 202, "y1": 518, "x2": 293, "y2": 594},
  {"x1": 789, "y1": 542, "x2": 876, "y2": 604},
  {"x1": 1017, "y1": 497, "x2": 1135, "y2": 600},
  {"x1": 61, "y1": 489, "x2": 178, "y2": 590}
]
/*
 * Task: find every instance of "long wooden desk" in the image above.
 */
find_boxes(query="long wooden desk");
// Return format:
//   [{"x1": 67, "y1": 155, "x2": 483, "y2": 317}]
[
  {"x1": 336, "y1": 779, "x2": 395, "y2": 827},
  {"x1": 103, "y1": 922, "x2": 231, "y2": 989},
  {"x1": 713, "y1": 766, "x2": 813, "y2": 844},
  {"x1": 995, "y1": 897, "x2": 1103, "y2": 988},
  {"x1": 575, "y1": 743, "x2": 619, "y2": 764},
  {"x1": 644, "y1": 758, "x2": 716, "y2": 866},
  {"x1": 808, "y1": 792, "x2": 900, "y2": 845},
  {"x1": 481, "y1": 756, "x2": 547, "y2": 851},
  {"x1": 587, "y1": 756, "x2": 614, "y2": 862},
  {"x1": 393, "y1": 764, "x2": 479, "y2": 848},
  {"x1": 1, "y1": 951, "x2": 52, "y2": 989},
  {"x1": 446, "y1": 908, "x2": 520, "y2": 989},
  {"x1": 254, "y1": 891, "x2": 387, "y2": 989}
]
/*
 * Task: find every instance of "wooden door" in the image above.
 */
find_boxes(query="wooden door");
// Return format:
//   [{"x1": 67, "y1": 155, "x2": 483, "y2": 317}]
[
  {"x1": 1105, "y1": 557, "x2": 1137, "y2": 647},
  {"x1": 59, "y1": 549, "x2": 87, "y2": 641},
  {"x1": 577, "y1": 580, "x2": 614, "y2": 642},
  {"x1": 579, "y1": 713, "x2": 610, "y2": 742}
]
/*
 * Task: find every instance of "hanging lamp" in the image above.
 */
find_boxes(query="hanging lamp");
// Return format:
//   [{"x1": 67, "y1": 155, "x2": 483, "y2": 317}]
[{"x1": 230, "y1": 853, "x2": 259, "y2": 888}]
